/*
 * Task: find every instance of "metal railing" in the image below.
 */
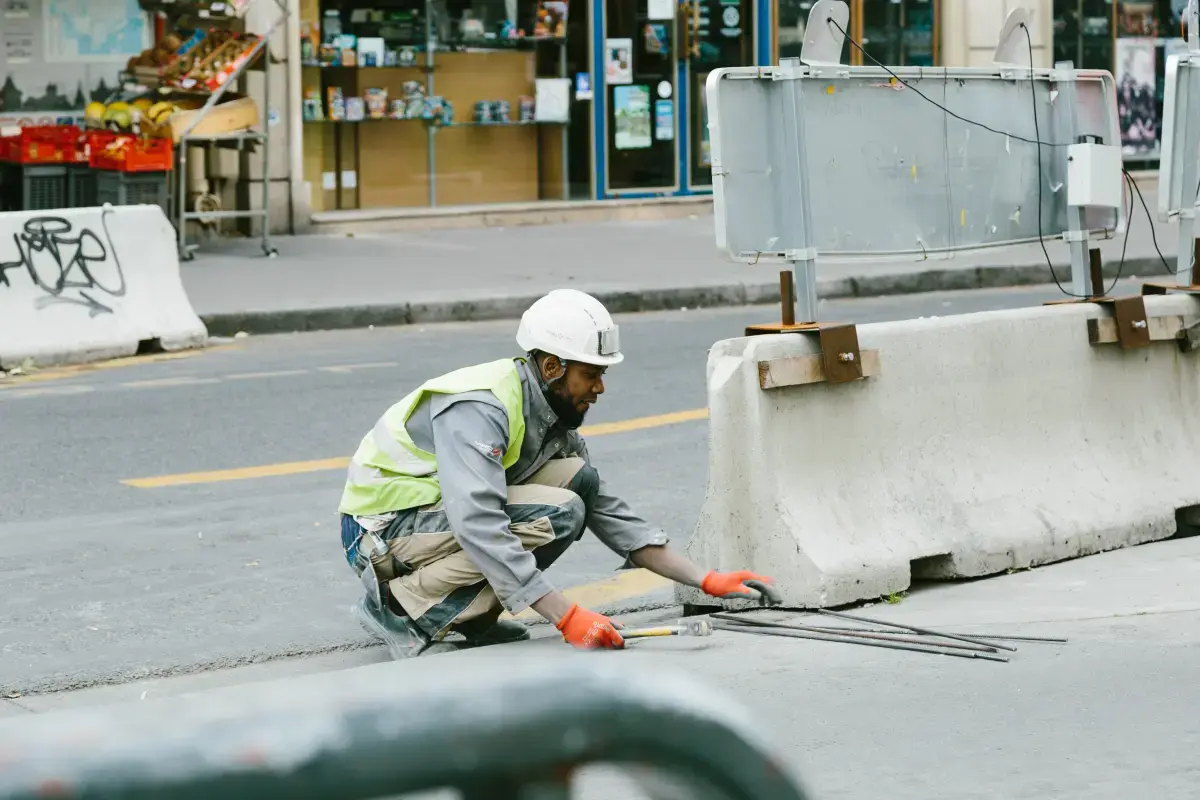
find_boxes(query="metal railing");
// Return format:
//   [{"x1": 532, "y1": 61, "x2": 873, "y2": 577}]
[{"x1": 0, "y1": 656, "x2": 811, "y2": 800}]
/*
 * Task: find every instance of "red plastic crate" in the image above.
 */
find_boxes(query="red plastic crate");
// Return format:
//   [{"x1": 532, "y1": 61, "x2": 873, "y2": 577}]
[
  {"x1": 89, "y1": 134, "x2": 174, "y2": 172},
  {"x1": 0, "y1": 125, "x2": 78, "y2": 164}
]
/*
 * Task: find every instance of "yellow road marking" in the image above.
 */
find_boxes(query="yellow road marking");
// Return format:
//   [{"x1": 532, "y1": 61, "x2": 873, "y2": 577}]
[
  {"x1": 224, "y1": 369, "x2": 311, "y2": 380},
  {"x1": 504, "y1": 569, "x2": 673, "y2": 621},
  {"x1": 318, "y1": 361, "x2": 399, "y2": 374},
  {"x1": 0, "y1": 385, "x2": 96, "y2": 399},
  {"x1": 121, "y1": 376, "x2": 223, "y2": 389},
  {"x1": 579, "y1": 407, "x2": 708, "y2": 436},
  {"x1": 122, "y1": 407, "x2": 710, "y2": 489},
  {"x1": 0, "y1": 347, "x2": 237, "y2": 388},
  {"x1": 123, "y1": 457, "x2": 353, "y2": 488}
]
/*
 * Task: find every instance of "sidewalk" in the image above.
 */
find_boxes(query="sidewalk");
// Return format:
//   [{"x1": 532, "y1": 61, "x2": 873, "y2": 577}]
[{"x1": 185, "y1": 199, "x2": 1187, "y2": 336}]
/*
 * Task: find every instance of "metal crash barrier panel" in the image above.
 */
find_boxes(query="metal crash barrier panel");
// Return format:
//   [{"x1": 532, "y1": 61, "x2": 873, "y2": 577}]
[{"x1": 0, "y1": 656, "x2": 811, "y2": 800}]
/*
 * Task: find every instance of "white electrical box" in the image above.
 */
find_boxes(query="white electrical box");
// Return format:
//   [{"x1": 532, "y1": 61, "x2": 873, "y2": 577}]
[{"x1": 1066, "y1": 142, "x2": 1123, "y2": 208}]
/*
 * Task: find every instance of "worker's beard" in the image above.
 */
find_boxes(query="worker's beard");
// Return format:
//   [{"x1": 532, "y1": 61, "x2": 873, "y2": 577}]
[{"x1": 546, "y1": 382, "x2": 588, "y2": 429}]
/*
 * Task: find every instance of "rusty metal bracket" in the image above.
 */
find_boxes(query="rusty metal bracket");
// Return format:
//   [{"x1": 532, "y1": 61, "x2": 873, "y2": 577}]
[
  {"x1": 745, "y1": 270, "x2": 871, "y2": 387},
  {"x1": 1086, "y1": 296, "x2": 1150, "y2": 349}
]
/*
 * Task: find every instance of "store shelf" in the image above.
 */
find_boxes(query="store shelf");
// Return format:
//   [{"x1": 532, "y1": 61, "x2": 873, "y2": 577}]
[
  {"x1": 442, "y1": 120, "x2": 562, "y2": 128},
  {"x1": 137, "y1": 0, "x2": 286, "y2": 260},
  {"x1": 305, "y1": 63, "x2": 437, "y2": 71},
  {"x1": 303, "y1": 117, "x2": 427, "y2": 124}
]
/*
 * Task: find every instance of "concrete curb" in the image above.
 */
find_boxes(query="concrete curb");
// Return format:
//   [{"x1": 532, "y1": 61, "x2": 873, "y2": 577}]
[{"x1": 200, "y1": 254, "x2": 1175, "y2": 337}]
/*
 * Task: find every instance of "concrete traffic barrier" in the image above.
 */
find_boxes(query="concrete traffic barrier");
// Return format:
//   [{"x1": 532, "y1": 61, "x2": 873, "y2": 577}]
[
  {"x1": 677, "y1": 294, "x2": 1200, "y2": 610},
  {"x1": 0, "y1": 205, "x2": 206, "y2": 369}
]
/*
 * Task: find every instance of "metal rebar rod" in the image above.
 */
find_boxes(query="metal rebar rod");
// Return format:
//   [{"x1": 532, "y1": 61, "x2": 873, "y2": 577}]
[
  {"x1": 815, "y1": 608, "x2": 1018, "y2": 652},
  {"x1": 710, "y1": 621, "x2": 1009, "y2": 663},
  {"x1": 794, "y1": 625, "x2": 1067, "y2": 644},
  {"x1": 710, "y1": 613, "x2": 997, "y2": 653}
]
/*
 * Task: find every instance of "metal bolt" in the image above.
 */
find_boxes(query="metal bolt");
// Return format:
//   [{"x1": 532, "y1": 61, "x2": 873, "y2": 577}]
[
  {"x1": 838, "y1": 352, "x2": 856, "y2": 363},
  {"x1": 1132, "y1": 320, "x2": 1148, "y2": 330}
]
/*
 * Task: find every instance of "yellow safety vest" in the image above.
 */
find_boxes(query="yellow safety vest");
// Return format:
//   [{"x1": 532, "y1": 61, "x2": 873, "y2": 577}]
[{"x1": 338, "y1": 359, "x2": 527, "y2": 516}]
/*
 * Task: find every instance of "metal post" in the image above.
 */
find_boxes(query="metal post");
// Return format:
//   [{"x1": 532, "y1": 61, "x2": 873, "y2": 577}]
[
  {"x1": 1053, "y1": 60, "x2": 1092, "y2": 297},
  {"x1": 1181, "y1": 0, "x2": 1200, "y2": 286},
  {"x1": 177, "y1": 142, "x2": 189, "y2": 259},
  {"x1": 426, "y1": 5, "x2": 437, "y2": 207},
  {"x1": 560, "y1": 42, "x2": 570, "y2": 200},
  {"x1": 779, "y1": 270, "x2": 795, "y2": 325},
  {"x1": 778, "y1": 57, "x2": 819, "y2": 323},
  {"x1": 261, "y1": 48, "x2": 273, "y2": 255},
  {"x1": 1088, "y1": 247, "x2": 1104, "y2": 296},
  {"x1": 1176, "y1": 70, "x2": 1197, "y2": 287}
]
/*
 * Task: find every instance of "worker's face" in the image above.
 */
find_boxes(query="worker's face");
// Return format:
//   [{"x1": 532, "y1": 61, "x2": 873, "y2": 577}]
[{"x1": 541, "y1": 357, "x2": 606, "y2": 429}]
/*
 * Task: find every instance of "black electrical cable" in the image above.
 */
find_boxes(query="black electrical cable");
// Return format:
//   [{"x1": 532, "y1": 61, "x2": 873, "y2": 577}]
[
  {"x1": 1021, "y1": 22, "x2": 1077, "y2": 296},
  {"x1": 826, "y1": 16, "x2": 1070, "y2": 149},
  {"x1": 826, "y1": 15, "x2": 1146, "y2": 299},
  {"x1": 1123, "y1": 166, "x2": 1187, "y2": 276}
]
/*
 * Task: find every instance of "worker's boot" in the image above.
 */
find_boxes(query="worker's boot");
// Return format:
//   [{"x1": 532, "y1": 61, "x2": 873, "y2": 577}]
[
  {"x1": 451, "y1": 611, "x2": 530, "y2": 647},
  {"x1": 353, "y1": 594, "x2": 430, "y2": 660}
]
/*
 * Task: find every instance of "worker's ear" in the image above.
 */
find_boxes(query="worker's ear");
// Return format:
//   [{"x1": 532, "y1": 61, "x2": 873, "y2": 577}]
[{"x1": 541, "y1": 355, "x2": 565, "y2": 382}]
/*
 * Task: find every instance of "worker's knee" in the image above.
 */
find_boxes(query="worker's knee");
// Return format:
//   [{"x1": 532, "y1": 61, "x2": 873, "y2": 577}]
[
  {"x1": 565, "y1": 462, "x2": 599, "y2": 511},
  {"x1": 552, "y1": 492, "x2": 588, "y2": 541}
]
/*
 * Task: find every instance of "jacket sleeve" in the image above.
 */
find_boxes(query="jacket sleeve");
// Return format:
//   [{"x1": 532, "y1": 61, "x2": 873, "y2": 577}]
[
  {"x1": 566, "y1": 433, "x2": 669, "y2": 557},
  {"x1": 430, "y1": 399, "x2": 556, "y2": 613}
]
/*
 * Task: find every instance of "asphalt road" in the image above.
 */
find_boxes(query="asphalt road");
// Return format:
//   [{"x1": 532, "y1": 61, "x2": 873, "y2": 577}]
[{"x1": 0, "y1": 281, "x2": 1148, "y2": 693}]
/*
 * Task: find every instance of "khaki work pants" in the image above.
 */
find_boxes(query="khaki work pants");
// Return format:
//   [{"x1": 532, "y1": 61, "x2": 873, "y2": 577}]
[{"x1": 366, "y1": 457, "x2": 595, "y2": 639}]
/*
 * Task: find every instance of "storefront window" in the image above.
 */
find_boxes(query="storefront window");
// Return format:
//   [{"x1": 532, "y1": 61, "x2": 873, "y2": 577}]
[
  {"x1": 1055, "y1": 1, "x2": 1188, "y2": 163},
  {"x1": 860, "y1": 0, "x2": 934, "y2": 66},
  {"x1": 777, "y1": 0, "x2": 814, "y2": 61},
  {"x1": 775, "y1": 0, "x2": 937, "y2": 67},
  {"x1": 303, "y1": 0, "x2": 582, "y2": 210}
]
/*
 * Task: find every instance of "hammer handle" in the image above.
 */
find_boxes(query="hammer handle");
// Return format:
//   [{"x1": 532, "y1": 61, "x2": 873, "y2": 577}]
[{"x1": 622, "y1": 626, "x2": 679, "y2": 639}]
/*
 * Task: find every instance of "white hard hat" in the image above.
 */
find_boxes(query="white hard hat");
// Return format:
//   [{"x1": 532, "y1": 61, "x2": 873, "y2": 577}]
[{"x1": 516, "y1": 289, "x2": 624, "y2": 366}]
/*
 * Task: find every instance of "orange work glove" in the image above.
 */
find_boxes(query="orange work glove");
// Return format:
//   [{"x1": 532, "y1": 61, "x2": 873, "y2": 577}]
[
  {"x1": 701, "y1": 570, "x2": 781, "y2": 606},
  {"x1": 556, "y1": 604, "x2": 625, "y2": 650}
]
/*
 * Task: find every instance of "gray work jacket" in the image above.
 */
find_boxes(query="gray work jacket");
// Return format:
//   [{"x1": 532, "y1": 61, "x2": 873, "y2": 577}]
[{"x1": 401, "y1": 359, "x2": 668, "y2": 613}]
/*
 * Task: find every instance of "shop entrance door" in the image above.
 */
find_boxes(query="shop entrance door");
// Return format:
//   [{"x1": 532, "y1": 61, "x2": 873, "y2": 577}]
[
  {"x1": 683, "y1": 0, "x2": 755, "y2": 189},
  {"x1": 602, "y1": 0, "x2": 680, "y2": 194}
]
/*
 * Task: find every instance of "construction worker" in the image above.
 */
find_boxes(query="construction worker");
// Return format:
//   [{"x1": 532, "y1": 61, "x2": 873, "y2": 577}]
[{"x1": 339, "y1": 289, "x2": 778, "y2": 658}]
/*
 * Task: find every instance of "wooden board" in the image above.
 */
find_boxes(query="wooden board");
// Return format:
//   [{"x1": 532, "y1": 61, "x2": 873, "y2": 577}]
[
  {"x1": 1087, "y1": 315, "x2": 1188, "y2": 345},
  {"x1": 539, "y1": 125, "x2": 567, "y2": 200},
  {"x1": 758, "y1": 350, "x2": 882, "y2": 390},
  {"x1": 357, "y1": 121, "x2": 430, "y2": 208}
]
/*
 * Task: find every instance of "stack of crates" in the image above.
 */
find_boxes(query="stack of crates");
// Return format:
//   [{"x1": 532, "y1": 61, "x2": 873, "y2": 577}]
[
  {"x1": 0, "y1": 126, "x2": 78, "y2": 212},
  {"x1": 89, "y1": 134, "x2": 173, "y2": 216}
]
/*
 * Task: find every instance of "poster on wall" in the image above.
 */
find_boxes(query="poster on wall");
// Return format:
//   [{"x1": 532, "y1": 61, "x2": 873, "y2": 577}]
[
  {"x1": 654, "y1": 99, "x2": 673, "y2": 141},
  {"x1": 614, "y1": 84, "x2": 651, "y2": 149},
  {"x1": 1115, "y1": 37, "x2": 1158, "y2": 156},
  {"x1": 605, "y1": 38, "x2": 633, "y2": 85},
  {"x1": 0, "y1": 0, "x2": 148, "y2": 126}
]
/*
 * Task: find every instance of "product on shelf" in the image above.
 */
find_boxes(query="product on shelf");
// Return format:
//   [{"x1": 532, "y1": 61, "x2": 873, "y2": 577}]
[
  {"x1": 519, "y1": 95, "x2": 535, "y2": 122},
  {"x1": 327, "y1": 87, "x2": 347, "y2": 121},
  {"x1": 473, "y1": 100, "x2": 512, "y2": 124},
  {"x1": 303, "y1": 88, "x2": 325, "y2": 121},
  {"x1": 346, "y1": 96, "x2": 366, "y2": 122},
  {"x1": 402, "y1": 81, "x2": 426, "y2": 119},
  {"x1": 365, "y1": 88, "x2": 389, "y2": 120}
]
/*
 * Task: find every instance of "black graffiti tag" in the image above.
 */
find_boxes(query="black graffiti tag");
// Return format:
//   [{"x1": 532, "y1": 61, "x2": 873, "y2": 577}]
[{"x1": 0, "y1": 213, "x2": 127, "y2": 316}]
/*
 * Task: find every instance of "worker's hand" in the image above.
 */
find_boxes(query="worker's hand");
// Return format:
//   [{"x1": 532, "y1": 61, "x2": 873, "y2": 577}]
[
  {"x1": 556, "y1": 604, "x2": 625, "y2": 650},
  {"x1": 701, "y1": 570, "x2": 781, "y2": 606}
]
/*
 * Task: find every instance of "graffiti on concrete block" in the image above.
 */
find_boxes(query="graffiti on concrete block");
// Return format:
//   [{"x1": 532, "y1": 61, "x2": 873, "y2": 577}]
[{"x1": 0, "y1": 213, "x2": 126, "y2": 316}]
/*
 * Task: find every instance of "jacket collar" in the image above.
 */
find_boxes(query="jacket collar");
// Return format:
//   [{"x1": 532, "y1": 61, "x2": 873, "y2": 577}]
[{"x1": 517, "y1": 358, "x2": 561, "y2": 430}]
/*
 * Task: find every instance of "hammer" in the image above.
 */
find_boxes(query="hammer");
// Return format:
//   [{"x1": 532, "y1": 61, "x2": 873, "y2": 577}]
[{"x1": 622, "y1": 619, "x2": 713, "y2": 640}]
